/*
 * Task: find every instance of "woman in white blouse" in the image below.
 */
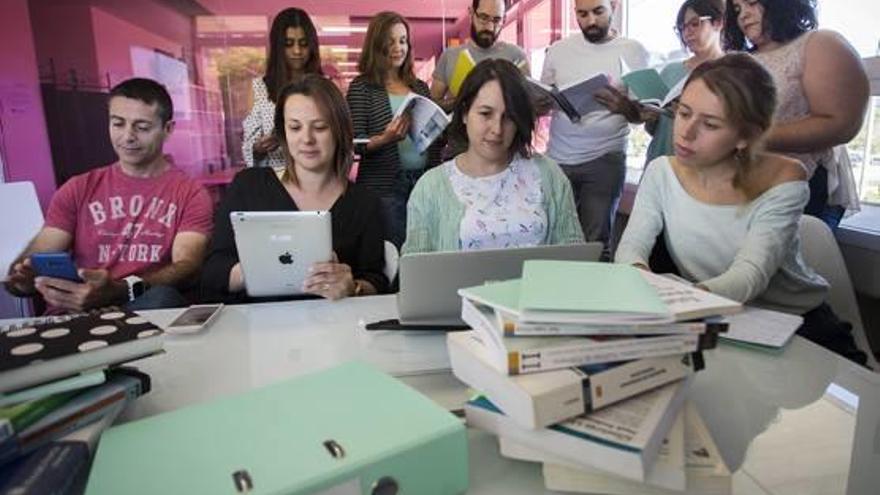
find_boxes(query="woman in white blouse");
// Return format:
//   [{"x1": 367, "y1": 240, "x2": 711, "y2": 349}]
[
  {"x1": 241, "y1": 8, "x2": 323, "y2": 168},
  {"x1": 616, "y1": 53, "x2": 866, "y2": 365},
  {"x1": 402, "y1": 59, "x2": 583, "y2": 254}
]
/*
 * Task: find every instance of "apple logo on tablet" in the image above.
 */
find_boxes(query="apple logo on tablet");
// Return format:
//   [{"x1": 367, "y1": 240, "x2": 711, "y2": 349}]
[{"x1": 278, "y1": 252, "x2": 294, "y2": 265}]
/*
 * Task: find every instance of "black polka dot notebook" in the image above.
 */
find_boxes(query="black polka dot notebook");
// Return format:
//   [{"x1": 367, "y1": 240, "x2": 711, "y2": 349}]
[{"x1": 0, "y1": 310, "x2": 164, "y2": 394}]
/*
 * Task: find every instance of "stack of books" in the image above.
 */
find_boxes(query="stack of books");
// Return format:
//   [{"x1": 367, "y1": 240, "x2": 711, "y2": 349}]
[
  {"x1": 0, "y1": 309, "x2": 161, "y2": 492},
  {"x1": 452, "y1": 260, "x2": 741, "y2": 491}
]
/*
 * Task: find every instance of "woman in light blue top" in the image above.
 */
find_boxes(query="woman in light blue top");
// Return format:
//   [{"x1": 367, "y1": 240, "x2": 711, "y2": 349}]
[
  {"x1": 403, "y1": 59, "x2": 584, "y2": 254},
  {"x1": 616, "y1": 53, "x2": 866, "y2": 365},
  {"x1": 643, "y1": 0, "x2": 725, "y2": 166}
]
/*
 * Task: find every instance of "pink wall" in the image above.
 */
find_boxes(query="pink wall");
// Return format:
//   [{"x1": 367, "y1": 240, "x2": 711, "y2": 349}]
[
  {"x1": 0, "y1": 0, "x2": 57, "y2": 210},
  {"x1": 29, "y1": 4, "x2": 101, "y2": 87},
  {"x1": 91, "y1": 6, "x2": 183, "y2": 87}
]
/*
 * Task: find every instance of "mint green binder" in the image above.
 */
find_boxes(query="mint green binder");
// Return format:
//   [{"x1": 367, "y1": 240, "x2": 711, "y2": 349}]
[
  {"x1": 86, "y1": 362, "x2": 468, "y2": 494},
  {"x1": 519, "y1": 261, "x2": 669, "y2": 319}
]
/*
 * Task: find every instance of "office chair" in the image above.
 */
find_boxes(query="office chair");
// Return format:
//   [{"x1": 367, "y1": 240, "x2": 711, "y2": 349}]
[{"x1": 798, "y1": 215, "x2": 879, "y2": 371}]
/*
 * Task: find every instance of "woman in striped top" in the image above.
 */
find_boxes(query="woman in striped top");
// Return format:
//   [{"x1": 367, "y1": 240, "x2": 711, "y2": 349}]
[{"x1": 346, "y1": 11, "x2": 442, "y2": 248}]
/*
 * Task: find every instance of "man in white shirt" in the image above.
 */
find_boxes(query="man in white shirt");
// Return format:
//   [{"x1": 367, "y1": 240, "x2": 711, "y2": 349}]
[
  {"x1": 541, "y1": 0, "x2": 649, "y2": 257},
  {"x1": 431, "y1": 0, "x2": 530, "y2": 111}
]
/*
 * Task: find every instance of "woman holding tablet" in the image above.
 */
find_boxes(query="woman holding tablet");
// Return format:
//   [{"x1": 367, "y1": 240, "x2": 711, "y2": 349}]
[
  {"x1": 402, "y1": 59, "x2": 584, "y2": 254},
  {"x1": 202, "y1": 75, "x2": 388, "y2": 303},
  {"x1": 615, "y1": 54, "x2": 865, "y2": 365}
]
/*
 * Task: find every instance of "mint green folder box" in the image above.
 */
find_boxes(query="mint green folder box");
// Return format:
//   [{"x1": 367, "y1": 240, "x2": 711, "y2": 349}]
[{"x1": 86, "y1": 362, "x2": 468, "y2": 494}]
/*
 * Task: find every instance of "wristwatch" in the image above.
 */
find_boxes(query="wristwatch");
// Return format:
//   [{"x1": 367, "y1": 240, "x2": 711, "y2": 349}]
[{"x1": 123, "y1": 275, "x2": 146, "y2": 302}]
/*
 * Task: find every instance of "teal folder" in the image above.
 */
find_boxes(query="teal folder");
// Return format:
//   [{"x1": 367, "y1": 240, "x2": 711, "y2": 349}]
[
  {"x1": 519, "y1": 261, "x2": 670, "y2": 322},
  {"x1": 86, "y1": 362, "x2": 468, "y2": 494}
]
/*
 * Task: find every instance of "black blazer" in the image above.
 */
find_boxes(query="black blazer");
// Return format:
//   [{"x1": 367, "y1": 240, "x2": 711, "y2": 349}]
[{"x1": 346, "y1": 76, "x2": 442, "y2": 198}]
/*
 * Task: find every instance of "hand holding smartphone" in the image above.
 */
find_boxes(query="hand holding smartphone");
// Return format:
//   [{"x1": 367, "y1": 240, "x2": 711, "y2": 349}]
[
  {"x1": 166, "y1": 304, "x2": 224, "y2": 334},
  {"x1": 30, "y1": 252, "x2": 82, "y2": 282}
]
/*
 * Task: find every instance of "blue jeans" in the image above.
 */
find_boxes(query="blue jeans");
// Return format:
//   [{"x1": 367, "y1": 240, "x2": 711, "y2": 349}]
[
  {"x1": 125, "y1": 285, "x2": 188, "y2": 311},
  {"x1": 383, "y1": 168, "x2": 424, "y2": 249},
  {"x1": 805, "y1": 166, "x2": 845, "y2": 232}
]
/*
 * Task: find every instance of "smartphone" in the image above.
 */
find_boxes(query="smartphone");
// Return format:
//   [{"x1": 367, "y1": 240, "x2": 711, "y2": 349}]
[
  {"x1": 166, "y1": 304, "x2": 224, "y2": 334},
  {"x1": 30, "y1": 252, "x2": 82, "y2": 282}
]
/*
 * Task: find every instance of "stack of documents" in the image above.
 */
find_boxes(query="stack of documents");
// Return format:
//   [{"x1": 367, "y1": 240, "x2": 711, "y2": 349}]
[{"x1": 454, "y1": 260, "x2": 741, "y2": 485}]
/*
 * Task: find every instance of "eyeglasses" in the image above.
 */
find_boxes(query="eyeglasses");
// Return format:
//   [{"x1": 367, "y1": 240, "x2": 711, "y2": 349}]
[
  {"x1": 474, "y1": 12, "x2": 504, "y2": 26},
  {"x1": 674, "y1": 16, "x2": 712, "y2": 35}
]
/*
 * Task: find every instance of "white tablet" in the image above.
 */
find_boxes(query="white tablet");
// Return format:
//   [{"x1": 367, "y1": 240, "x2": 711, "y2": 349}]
[{"x1": 230, "y1": 211, "x2": 332, "y2": 297}]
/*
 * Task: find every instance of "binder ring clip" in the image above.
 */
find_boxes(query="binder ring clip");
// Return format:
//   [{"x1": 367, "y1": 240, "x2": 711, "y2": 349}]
[
  {"x1": 323, "y1": 439, "x2": 346, "y2": 459},
  {"x1": 371, "y1": 476, "x2": 400, "y2": 495},
  {"x1": 232, "y1": 469, "x2": 254, "y2": 493}
]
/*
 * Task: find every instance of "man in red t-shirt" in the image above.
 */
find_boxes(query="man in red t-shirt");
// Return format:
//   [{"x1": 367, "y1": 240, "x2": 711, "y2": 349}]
[{"x1": 5, "y1": 78, "x2": 213, "y2": 312}]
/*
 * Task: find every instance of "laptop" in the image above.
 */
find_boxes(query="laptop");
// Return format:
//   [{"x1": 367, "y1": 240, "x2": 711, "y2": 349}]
[
  {"x1": 230, "y1": 211, "x2": 332, "y2": 297},
  {"x1": 386, "y1": 243, "x2": 603, "y2": 328}
]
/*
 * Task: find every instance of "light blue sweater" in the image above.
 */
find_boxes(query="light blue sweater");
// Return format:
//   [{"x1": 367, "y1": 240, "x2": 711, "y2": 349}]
[
  {"x1": 615, "y1": 157, "x2": 828, "y2": 315},
  {"x1": 402, "y1": 154, "x2": 585, "y2": 254}
]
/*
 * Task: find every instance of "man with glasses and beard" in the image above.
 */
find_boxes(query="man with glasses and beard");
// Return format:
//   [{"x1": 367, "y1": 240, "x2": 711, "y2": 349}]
[
  {"x1": 541, "y1": 0, "x2": 649, "y2": 259},
  {"x1": 431, "y1": 0, "x2": 529, "y2": 111}
]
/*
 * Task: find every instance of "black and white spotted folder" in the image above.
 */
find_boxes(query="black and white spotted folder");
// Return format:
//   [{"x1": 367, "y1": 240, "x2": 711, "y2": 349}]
[{"x1": 0, "y1": 310, "x2": 164, "y2": 394}]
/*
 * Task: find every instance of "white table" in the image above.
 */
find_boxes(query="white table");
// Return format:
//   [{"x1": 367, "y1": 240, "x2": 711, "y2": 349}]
[{"x1": 98, "y1": 296, "x2": 880, "y2": 494}]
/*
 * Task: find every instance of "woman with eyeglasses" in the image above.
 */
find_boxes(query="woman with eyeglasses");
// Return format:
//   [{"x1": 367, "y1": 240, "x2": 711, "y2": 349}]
[
  {"x1": 643, "y1": 0, "x2": 725, "y2": 165},
  {"x1": 402, "y1": 59, "x2": 584, "y2": 254},
  {"x1": 242, "y1": 8, "x2": 323, "y2": 168},
  {"x1": 346, "y1": 11, "x2": 442, "y2": 249},
  {"x1": 724, "y1": 0, "x2": 869, "y2": 229}
]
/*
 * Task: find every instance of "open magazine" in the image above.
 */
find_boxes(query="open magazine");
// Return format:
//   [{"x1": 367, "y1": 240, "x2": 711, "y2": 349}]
[
  {"x1": 393, "y1": 93, "x2": 451, "y2": 154},
  {"x1": 526, "y1": 73, "x2": 610, "y2": 123}
]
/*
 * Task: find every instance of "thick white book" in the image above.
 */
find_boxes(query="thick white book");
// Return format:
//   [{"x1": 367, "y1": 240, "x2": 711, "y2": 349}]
[
  {"x1": 448, "y1": 330, "x2": 698, "y2": 429},
  {"x1": 541, "y1": 402, "x2": 731, "y2": 495},
  {"x1": 500, "y1": 407, "x2": 686, "y2": 491},
  {"x1": 462, "y1": 296, "x2": 724, "y2": 338},
  {"x1": 461, "y1": 301, "x2": 709, "y2": 375},
  {"x1": 640, "y1": 271, "x2": 742, "y2": 321},
  {"x1": 459, "y1": 271, "x2": 741, "y2": 328},
  {"x1": 465, "y1": 379, "x2": 690, "y2": 482}
]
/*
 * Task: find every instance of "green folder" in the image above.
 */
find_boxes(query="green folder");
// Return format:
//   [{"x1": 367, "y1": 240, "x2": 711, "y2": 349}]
[
  {"x1": 86, "y1": 362, "x2": 468, "y2": 495},
  {"x1": 518, "y1": 261, "x2": 671, "y2": 323}
]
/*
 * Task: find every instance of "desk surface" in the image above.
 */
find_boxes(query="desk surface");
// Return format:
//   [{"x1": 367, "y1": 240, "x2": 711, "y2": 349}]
[{"x1": 24, "y1": 295, "x2": 880, "y2": 495}]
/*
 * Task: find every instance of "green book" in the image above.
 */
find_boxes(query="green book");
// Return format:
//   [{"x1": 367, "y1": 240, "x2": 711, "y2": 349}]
[
  {"x1": 86, "y1": 362, "x2": 468, "y2": 495},
  {"x1": 457, "y1": 278, "x2": 522, "y2": 315},
  {"x1": 518, "y1": 261, "x2": 672, "y2": 324}
]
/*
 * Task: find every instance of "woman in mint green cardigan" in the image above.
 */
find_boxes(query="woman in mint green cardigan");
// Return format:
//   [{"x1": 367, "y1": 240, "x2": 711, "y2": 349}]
[{"x1": 402, "y1": 60, "x2": 584, "y2": 254}]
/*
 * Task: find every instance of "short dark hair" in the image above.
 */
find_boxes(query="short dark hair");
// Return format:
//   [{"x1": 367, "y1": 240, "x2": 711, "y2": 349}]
[
  {"x1": 447, "y1": 59, "x2": 535, "y2": 160},
  {"x1": 683, "y1": 53, "x2": 777, "y2": 197},
  {"x1": 723, "y1": 0, "x2": 817, "y2": 51},
  {"x1": 109, "y1": 78, "x2": 173, "y2": 124},
  {"x1": 471, "y1": 0, "x2": 507, "y2": 12},
  {"x1": 357, "y1": 11, "x2": 417, "y2": 87},
  {"x1": 264, "y1": 8, "x2": 323, "y2": 103},
  {"x1": 675, "y1": 0, "x2": 725, "y2": 46},
  {"x1": 273, "y1": 74, "x2": 353, "y2": 184}
]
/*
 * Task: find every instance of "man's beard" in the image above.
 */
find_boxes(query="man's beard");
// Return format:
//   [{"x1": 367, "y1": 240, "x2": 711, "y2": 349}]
[
  {"x1": 581, "y1": 23, "x2": 610, "y2": 43},
  {"x1": 471, "y1": 23, "x2": 498, "y2": 49}
]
